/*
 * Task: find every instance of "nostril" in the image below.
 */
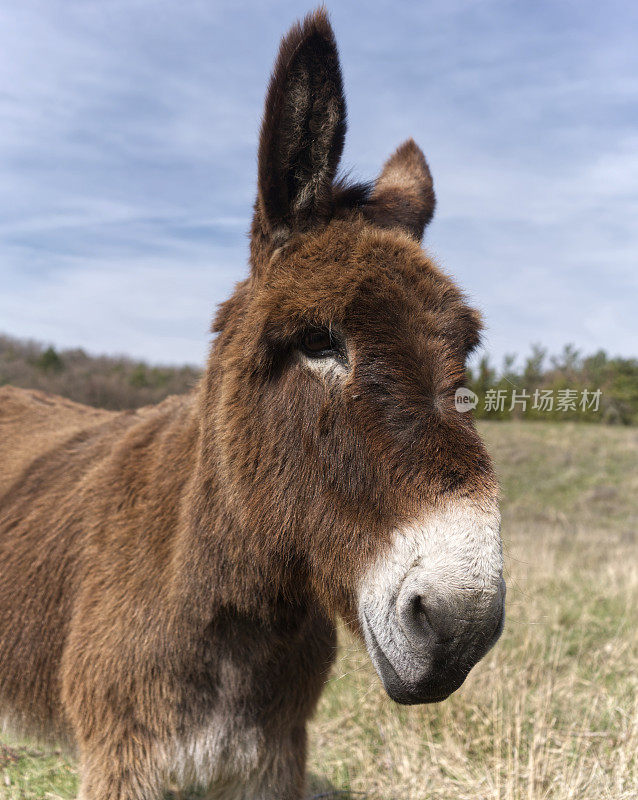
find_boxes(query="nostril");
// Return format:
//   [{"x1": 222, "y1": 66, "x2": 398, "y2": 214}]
[
  {"x1": 401, "y1": 590, "x2": 470, "y2": 646},
  {"x1": 400, "y1": 592, "x2": 453, "y2": 646},
  {"x1": 412, "y1": 594, "x2": 434, "y2": 631},
  {"x1": 414, "y1": 593, "x2": 458, "y2": 643},
  {"x1": 401, "y1": 585, "x2": 505, "y2": 651}
]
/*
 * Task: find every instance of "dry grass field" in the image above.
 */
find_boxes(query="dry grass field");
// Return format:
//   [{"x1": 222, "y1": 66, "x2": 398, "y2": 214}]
[{"x1": 2, "y1": 421, "x2": 637, "y2": 799}]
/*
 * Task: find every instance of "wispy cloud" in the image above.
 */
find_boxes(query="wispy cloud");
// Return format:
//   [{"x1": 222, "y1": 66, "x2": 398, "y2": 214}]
[{"x1": 0, "y1": 0, "x2": 636, "y2": 365}]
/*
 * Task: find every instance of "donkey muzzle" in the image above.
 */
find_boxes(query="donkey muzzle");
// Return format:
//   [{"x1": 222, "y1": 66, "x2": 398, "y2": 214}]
[
  {"x1": 358, "y1": 502, "x2": 505, "y2": 705},
  {"x1": 361, "y1": 580, "x2": 505, "y2": 704}
]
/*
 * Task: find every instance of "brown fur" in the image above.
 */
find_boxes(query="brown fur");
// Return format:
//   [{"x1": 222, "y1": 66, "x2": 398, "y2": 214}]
[{"x1": 0, "y1": 9, "x2": 498, "y2": 799}]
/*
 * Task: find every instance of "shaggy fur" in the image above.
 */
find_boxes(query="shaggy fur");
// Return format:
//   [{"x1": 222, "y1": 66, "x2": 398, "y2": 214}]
[{"x1": 0, "y1": 9, "x2": 501, "y2": 799}]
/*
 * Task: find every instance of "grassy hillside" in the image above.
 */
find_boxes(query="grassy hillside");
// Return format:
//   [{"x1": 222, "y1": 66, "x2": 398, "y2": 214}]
[
  {"x1": 0, "y1": 334, "x2": 199, "y2": 410},
  {"x1": 1, "y1": 423, "x2": 636, "y2": 798}
]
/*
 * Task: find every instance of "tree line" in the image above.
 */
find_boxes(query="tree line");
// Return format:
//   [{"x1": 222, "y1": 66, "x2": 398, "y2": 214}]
[{"x1": 468, "y1": 344, "x2": 638, "y2": 425}]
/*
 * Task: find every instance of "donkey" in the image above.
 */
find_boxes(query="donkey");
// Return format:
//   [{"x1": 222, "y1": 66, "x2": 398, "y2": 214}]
[{"x1": 0, "y1": 9, "x2": 505, "y2": 800}]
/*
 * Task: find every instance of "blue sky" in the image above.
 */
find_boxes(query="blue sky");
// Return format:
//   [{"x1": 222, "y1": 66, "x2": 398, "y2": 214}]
[{"x1": 1, "y1": 0, "x2": 636, "y2": 367}]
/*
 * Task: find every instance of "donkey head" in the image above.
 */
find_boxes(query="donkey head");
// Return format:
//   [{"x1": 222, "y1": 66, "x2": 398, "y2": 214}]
[{"x1": 211, "y1": 10, "x2": 504, "y2": 705}]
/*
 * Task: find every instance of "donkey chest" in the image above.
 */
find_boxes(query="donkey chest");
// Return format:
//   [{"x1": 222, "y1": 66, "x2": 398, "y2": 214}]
[
  {"x1": 169, "y1": 713, "x2": 264, "y2": 791},
  {"x1": 168, "y1": 609, "x2": 336, "y2": 790}
]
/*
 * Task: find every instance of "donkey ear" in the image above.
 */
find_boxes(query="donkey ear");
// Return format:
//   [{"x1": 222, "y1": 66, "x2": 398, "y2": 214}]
[
  {"x1": 256, "y1": 9, "x2": 346, "y2": 244},
  {"x1": 365, "y1": 139, "x2": 436, "y2": 241}
]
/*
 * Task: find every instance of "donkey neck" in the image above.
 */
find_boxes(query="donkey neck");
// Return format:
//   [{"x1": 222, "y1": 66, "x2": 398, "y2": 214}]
[{"x1": 171, "y1": 348, "x2": 313, "y2": 627}]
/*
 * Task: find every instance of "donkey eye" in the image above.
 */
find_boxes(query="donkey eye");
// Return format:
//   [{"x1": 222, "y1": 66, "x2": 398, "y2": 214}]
[{"x1": 300, "y1": 329, "x2": 337, "y2": 358}]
